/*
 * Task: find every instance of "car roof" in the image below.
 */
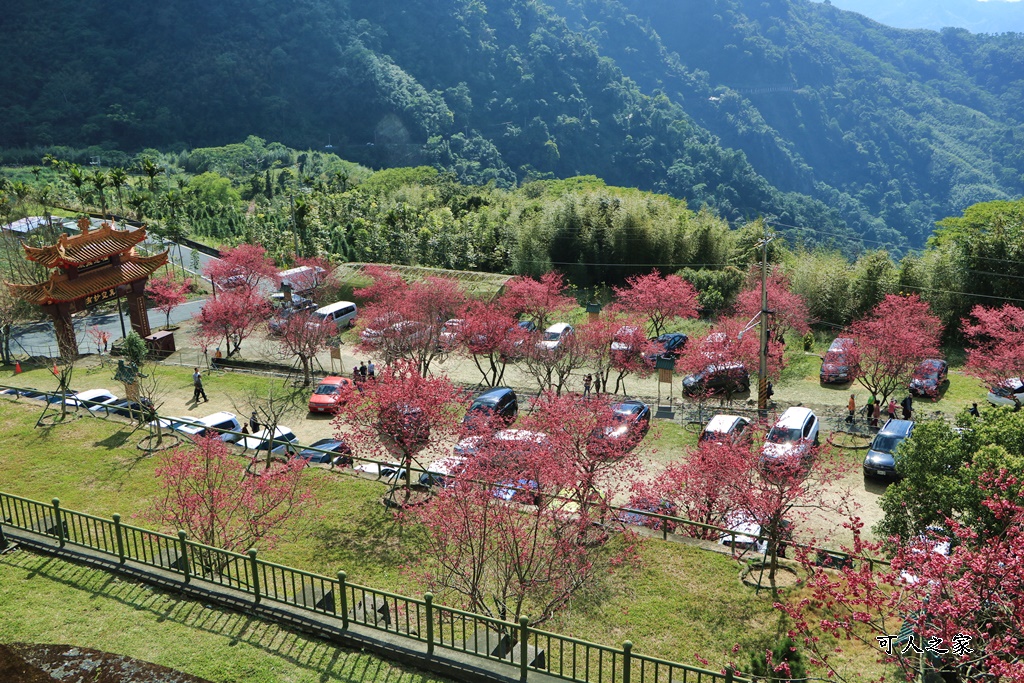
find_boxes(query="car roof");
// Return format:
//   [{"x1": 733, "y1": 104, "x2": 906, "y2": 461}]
[
  {"x1": 878, "y1": 419, "x2": 914, "y2": 436},
  {"x1": 76, "y1": 388, "x2": 116, "y2": 399},
  {"x1": 306, "y1": 438, "x2": 344, "y2": 448},
  {"x1": 545, "y1": 322, "x2": 572, "y2": 333},
  {"x1": 917, "y1": 358, "x2": 946, "y2": 369},
  {"x1": 705, "y1": 414, "x2": 744, "y2": 432},
  {"x1": 318, "y1": 375, "x2": 348, "y2": 385},
  {"x1": 775, "y1": 407, "x2": 814, "y2": 428},
  {"x1": 829, "y1": 337, "x2": 854, "y2": 349},
  {"x1": 494, "y1": 429, "x2": 548, "y2": 443},
  {"x1": 612, "y1": 399, "x2": 646, "y2": 414},
  {"x1": 473, "y1": 387, "x2": 514, "y2": 404},
  {"x1": 197, "y1": 411, "x2": 238, "y2": 426}
]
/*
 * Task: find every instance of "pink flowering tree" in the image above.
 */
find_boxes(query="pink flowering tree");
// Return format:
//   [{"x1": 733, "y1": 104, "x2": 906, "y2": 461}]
[
  {"x1": 195, "y1": 287, "x2": 272, "y2": 357},
  {"x1": 146, "y1": 273, "x2": 190, "y2": 330},
  {"x1": 848, "y1": 294, "x2": 943, "y2": 403},
  {"x1": 733, "y1": 270, "x2": 811, "y2": 340},
  {"x1": 578, "y1": 313, "x2": 658, "y2": 395},
  {"x1": 458, "y1": 301, "x2": 525, "y2": 386},
  {"x1": 152, "y1": 435, "x2": 315, "y2": 558},
  {"x1": 274, "y1": 310, "x2": 338, "y2": 386},
  {"x1": 500, "y1": 272, "x2": 576, "y2": 331},
  {"x1": 204, "y1": 244, "x2": 279, "y2": 292},
  {"x1": 962, "y1": 303, "x2": 1024, "y2": 390},
  {"x1": 612, "y1": 269, "x2": 699, "y2": 336}
]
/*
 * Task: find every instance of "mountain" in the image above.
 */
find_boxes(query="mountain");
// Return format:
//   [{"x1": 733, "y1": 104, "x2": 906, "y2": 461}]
[
  {"x1": 0, "y1": 0, "x2": 1022, "y2": 250},
  {"x1": 815, "y1": 0, "x2": 1024, "y2": 35}
]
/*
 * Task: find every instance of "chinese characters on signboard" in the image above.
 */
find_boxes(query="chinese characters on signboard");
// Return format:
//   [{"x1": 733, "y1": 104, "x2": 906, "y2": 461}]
[{"x1": 83, "y1": 287, "x2": 117, "y2": 308}]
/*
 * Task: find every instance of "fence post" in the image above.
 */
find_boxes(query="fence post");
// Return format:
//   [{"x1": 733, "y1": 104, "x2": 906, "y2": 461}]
[
  {"x1": 113, "y1": 514, "x2": 124, "y2": 563},
  {"x1": 726, "y1": 666, "x2": 734, "y2": 683},
  {"x1": 0, "y1": 522, "x2": 7, "y2": 551},
  {"x1": 623, "y1": 641, "x2": 632, "y2": 683},
  {"x1": 51, "y1": 498, "x2": 65, "y2": 548},
  {"x1": 338, "y1": 571, "x2": 348, "y2": 629},
  {"x1": 249, "y1": 549, "x2": 261, "y2": 604},
  {"x1": 178, "y1": 530, "x2": 190, "y2": 584},
  {"x1": 519, "y1": 616, "x2": 530, "y2": 683},
  {"x1": 425, "y1": 593, "x2": 434, "y2": 656}
]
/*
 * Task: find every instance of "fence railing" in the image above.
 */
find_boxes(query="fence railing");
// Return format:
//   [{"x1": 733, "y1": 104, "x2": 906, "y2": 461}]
[
  {"x1": 0, "y1": 490, "x2": 744, "y2": 683},
  {"x1": 0, "y1": 383, "x2": 891, "y2": 570}
]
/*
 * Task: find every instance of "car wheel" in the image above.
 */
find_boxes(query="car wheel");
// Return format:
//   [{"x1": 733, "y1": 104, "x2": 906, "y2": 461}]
[{"x1": 813, "y1": 433, "x2": 820, "y2": 447}]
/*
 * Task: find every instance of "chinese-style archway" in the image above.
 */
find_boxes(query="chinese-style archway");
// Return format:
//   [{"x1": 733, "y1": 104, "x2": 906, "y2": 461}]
[{"x1": 6, "y1": 218, "x2": 168, "y2": 359}]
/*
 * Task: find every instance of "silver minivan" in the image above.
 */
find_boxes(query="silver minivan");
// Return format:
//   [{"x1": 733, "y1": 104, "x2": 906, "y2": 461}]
[{"x1": 311, "y1": 301, "x2": 358, "y2": 330}]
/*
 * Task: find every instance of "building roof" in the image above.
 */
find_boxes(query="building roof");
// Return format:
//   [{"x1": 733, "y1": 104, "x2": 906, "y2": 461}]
[
  {"x1": 7, "y1": 252, "x2": 168, "y2": 306},
  {"x1": 22, "y1": 222, "x2": 149, "y2": 269}
]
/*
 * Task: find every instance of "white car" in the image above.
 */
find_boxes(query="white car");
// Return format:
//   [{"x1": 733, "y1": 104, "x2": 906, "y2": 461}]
[
  {"x1": 418, "y1": 455, "x2": 467, "y2": 487},
  {"x1": 239, "y1": 426, "x2": 299, "y2": 455},
  {"x1": 148, "y1": 411, "x2": 244, "y2": 443},
  {"x1": 438, "y1": 319, "x2": 464, "y2": 348},
  {"x1": 987, "y1": 377, "x2": 1024, "y2": 409},
  {"x1": 899, "y1": 528, "x2": 951, "y2": 586},
  {"x1": 699, "y1": 414, "x2": 751, "y2": 444},
  {"x1": 64, "y1": 388, "x2": 120, "y2": 412},
  {"x1": 718, "y1": 513, "x2": 768, "y2": 554},
  {"x1": 610, "y1": 325, "x2": 641, "y2": 352},
  {"x1": 536, "y1": 322, "x2": 574, "y2": 351},
  {"x1": 761, "y1": 407, "x2": 819, "y2": 465}
]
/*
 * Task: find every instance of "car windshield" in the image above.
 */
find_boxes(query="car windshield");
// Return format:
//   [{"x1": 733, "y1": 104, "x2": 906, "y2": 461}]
[
  {"x1": 700, "y1": 430, "x2": 724, "y2": 442},
  {"x1": 914, "y1": 369, "x2": 938, "y2": 380},
  {"x1": 767, "y1": 427, "x2": 802, "y2": 444},
  {"x1": 823, "y1": 351, "x2": 846, "y2": 364},
  {"x1": 543, "y1": 331, "x2": 562, "y2": 341},
  {"x1": 314, "y1": 384, "x2": 339, "y2": 395},
  {"x1": 871, "y1": 435, "x2": 904, "y2": 454}
]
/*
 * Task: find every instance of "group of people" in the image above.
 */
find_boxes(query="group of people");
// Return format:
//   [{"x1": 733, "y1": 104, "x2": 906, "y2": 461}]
[
  {"x1": 353, "y1": 359, "x2": 376, "y2": 383},
  {"x1": 846, "y1": 393, "x2": 915, "y2": 427}
]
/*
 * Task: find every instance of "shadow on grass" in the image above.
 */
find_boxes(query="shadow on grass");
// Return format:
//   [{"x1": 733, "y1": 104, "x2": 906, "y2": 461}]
[
  {"x1": 94, "y1": 429, "x2": 134, "y2": 450},
  {"x1": 1, "y1": 549, "x2": 442, "y2": 683}
]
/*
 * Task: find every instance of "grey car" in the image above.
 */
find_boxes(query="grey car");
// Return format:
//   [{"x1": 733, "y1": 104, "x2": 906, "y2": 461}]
[{"x1": 863, "y1": 419, "x2": 915, "y2": 480}]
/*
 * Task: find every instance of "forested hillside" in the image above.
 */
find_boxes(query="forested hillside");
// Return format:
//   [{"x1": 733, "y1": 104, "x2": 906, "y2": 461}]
[{"x1": 1, "y1": 0, "x2": 1021, "y2": 250}]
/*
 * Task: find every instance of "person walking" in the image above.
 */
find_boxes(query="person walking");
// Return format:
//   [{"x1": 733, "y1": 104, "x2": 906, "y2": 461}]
[
  {"x1": 359, "y1": 361, "x2": 368, "y2": 381},
  {"x1": 582, "y1": 373, "x2": 592, "y2": 397},
  {"x1": 249, "y1": 411, "x2": 260, "y2": 434},
  {"x1": 865, "y1": 394, "x2": 875, "y2": 421},
  {"x1": 887, "y1": 398, "x2": 897, "y2": 421},
  {"x1": 901, "y1": 394, "x2": 913, "y2": 420},
  {"x1": 846, "y1": 394, "x2": 856, "y2": 423},
  {"x1": 871, "y1": 401, "x2": 881, "y2": 428},
  {"x1": 367, "y1": 360, "x2": 376, "y2": 379},
  {"x1": 969, "y1": 402, "x2": 980, "y2": 418},
  {"x1": 192, "y1": 367, "x2": 208, "y2": 403}
]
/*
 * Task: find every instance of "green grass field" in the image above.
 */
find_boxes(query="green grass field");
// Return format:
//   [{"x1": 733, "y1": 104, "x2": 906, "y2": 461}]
[{"x1": 0, "y1": 548, "x2": 450, "y2": 683}]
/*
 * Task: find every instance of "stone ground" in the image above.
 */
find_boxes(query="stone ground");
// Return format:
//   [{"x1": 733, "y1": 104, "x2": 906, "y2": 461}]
[{"x1": 0, "y1": 643, "x2": 212, "y2": 683}]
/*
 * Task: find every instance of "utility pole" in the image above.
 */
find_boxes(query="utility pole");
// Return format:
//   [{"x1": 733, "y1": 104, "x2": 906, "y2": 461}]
[
  {"x1": 289, "y1": 193, "x2": 300, "y2": 257},
  {"x1": 758, "y1": 222, "x2": 775, "y2": 417}
]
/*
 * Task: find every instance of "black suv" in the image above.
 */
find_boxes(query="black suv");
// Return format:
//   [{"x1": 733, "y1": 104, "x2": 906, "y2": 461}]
[
  {"x1": 682, "y1": 363, "x2": 750, "y2": 396},
  {"x1": 462, "y1": 387, "x2": 518, "y2": 430}
]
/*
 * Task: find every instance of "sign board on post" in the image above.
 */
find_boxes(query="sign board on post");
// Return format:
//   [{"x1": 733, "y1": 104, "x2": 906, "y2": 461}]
[{"x1": 586, "y1": 302, "x2": 602, "y2": 323}]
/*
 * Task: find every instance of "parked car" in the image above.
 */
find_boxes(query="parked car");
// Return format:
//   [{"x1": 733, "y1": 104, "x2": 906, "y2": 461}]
[
  {"x1": 308, "y1": 375, "x2": 354, "y2": 414},
  {"x1": 492, "y1": 478, "x2": 541, "y2": 505},
  {"x1": 761, "y1": 407, "x2": 819, "y2": 467},
  {"x1": 268, "y1": 301, "x2": 317, "y2": 335},
  {"x1": 106, "y1": 397, "x2": 155, "y2": 421},
  {"x1": 310, "y1": 301, "x2": 358, "y2": 331},
  {"x1": 240, "y1": 426, "x2": 299, "y2": 455},
  {"x1": 820, "y1": 337, "x2": 855, "y2": 384},
  {"x1": 699, "y1": 414, "x2": 752, "y2": 444},
  {"x1": 378, "y1": 404, "x2": 429, "y2": 448},
  {"x1": 462, "y1": 387, "x2": 518, "y2": 431},
  {"x1": 149, "y1": 411, "x2": 244, "y2": 443},
  {"x1": 648, "y1": 333, "x2": 688, "y2": 360},
  {"x1": 453, "y1": 435, "x2": 486, "y2": 457},
  {"x1": 718, "y1": 513, "x2": 793, "y2": 557},
  {"x1": 515, "y1": 320, "x2": 537, "y2": 334},
  {"x1": 610, "y1": 325, "x2": 642, "y2": 352},
  {"x1": 863, "y1": 419, "x2": 915, "y2": 480},
  {"x1": 536, "y1": 322, "x2": 574, "y2": 351},
  {"x1": 682, "y1": 363, "x2": 750, "y2": 396},
  {"x1": 908, "y1": 359, "x2": 948, "y2": 398},
  {"x1": 899, "y1": 526, "x2": 952, "y2": 586},
  {"x1": 590, "y1": 399, "x2": 651, "y2": 451},
  {"x1": 54, "y1": 388, "x2": 120, "y2": 412},
  {"x1": 363, "y1": 320, "x2": 427, "y2": 351},
  {"x1": 987, "y1": 377, "x2": 1024, "y2": 409},
  {"x1": 437, "y1": 319, "x2": 465, "y2": 349},
  {"x1": 615, "y1": 495, "x2": 678, "y2": 532},
  {"x1": 294, "y1": 438, "x2": 352, "y2": 466},
  {"x1": 268, "y1": 292, "x2": 313, "y2": 310},
  {"x1": 419, "y1": 455, "x2": 468, "y2": 488}
]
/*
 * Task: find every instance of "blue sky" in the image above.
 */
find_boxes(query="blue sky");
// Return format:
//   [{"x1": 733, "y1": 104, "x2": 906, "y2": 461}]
[{"x1": 812, "y1": 0, "x2": 1024, "y2": 34}]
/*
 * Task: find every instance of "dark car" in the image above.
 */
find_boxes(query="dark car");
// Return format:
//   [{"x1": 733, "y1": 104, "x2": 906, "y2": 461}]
[
  {"x1": 908, "y1": 359, "x2": 948, "y2": 399},
  {"x1": 107, "y1": 397, "x2": 155, "y2": 421},
  {"x1": 591, "y1": 399, "x2": 651, "y2": 452},
  {"x1": 379, "y1": 404, "x2": 430, "y2": 449},
  {"x1": 863, "y1": 419, "x2": 915, "y2": 480},
  {"x1": 615, "y1": 496, "x2": 678, "y2": 532},
  {"x1": 682, "y1": 363, "x2": 750, "y2": 396},
  {"x1": 462, "y1": 387, "x2": 518, "y2": 431},
  {"x1": 820, "y1": 337, "x2": 855, "y2": 384},
  {"x1": 648, "y1": 333, "x2": 688, "y2": 360},
  {"x1": 516, "y1": 320, "x2": 537, "y2": 333},
  {"x1": 294, "y1": 437, "x2": 353, "y2": 466}
]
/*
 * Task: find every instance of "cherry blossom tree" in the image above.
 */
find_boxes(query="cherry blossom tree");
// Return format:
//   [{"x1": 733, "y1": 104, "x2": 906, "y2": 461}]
[
  {"x1": 146, "y1": 273, "x2": 190, "y2": 330},
  {"x1": 520, "y1": 330, "x2": 589, "y2": 395},
  {"x1": 195, "y1": 287, "x2": 272, "y2": 357},
  {"x1": 612, "y1": 269, "x2": 699, "y2": 337},
  {"x1": 204, "y1": 243, "x2": 279, "y2": 292},
  {"x1": 500, "y1": 272, "x2": 576, "y2": 331},
  {"x1": 458, "y1": 302, "x2": 524, "y2": 386},
  {"x1": 783, "y1": 476, "x2": 1024, "y2": 683},
  {"x1": 353, "y1": 264, "x2": 407, "y2": 304},
  {"x1": 578, "y1": 313, "x2": 657, "y2": 395},
  {"x1": 962, "y1": 303, "x2": 1024, "y2": 390},
  {"x1": 331, "y1": 360, "x2": 463, "y2": 507},
  {"x1": 848, "y1": 294, "x2": 943, "y2": 403},
  {"x1": 733, "y1": 270, "x2": 811, "y2": 340},
  {"x1": 274, "y1": 310, "x2": 338, "y2": 386},
  {"x1": 152, "y1": 435, "x2": 315, "y2": 558}
]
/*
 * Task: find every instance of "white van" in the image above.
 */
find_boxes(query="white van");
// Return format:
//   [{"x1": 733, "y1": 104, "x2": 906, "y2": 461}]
[
  {"x1": 277, "y1": 265, "x2": 326, "y2": 294},
  {"x1": 310, "y1": 301, "x2": 358, "y2": 330}
]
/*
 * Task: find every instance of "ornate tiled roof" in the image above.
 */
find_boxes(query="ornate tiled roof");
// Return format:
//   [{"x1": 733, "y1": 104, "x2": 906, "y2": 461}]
[
  {"x1": 7, "y1": 252, "x2": 168, "y2": 306},
  {"x1": 23, "y1": 223, "x2": 149, "y2": 269}
]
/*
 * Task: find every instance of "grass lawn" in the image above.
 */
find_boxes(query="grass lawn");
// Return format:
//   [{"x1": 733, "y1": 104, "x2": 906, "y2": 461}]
[{"x1": 0, "y1": 548, "x2": 450, "y2": 683}]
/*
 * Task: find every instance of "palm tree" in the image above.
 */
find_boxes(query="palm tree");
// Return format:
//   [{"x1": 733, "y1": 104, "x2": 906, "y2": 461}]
[
  {"x1": 109, "y1": 167, "x2": 129, "y2": 221},
  {"x1": 67, "y1": 165, "x2": 87, "y2": 210},
  {"x1": 89, "y1": 169, "x2": 109, "y2": 218},
  {"x1": 127, "y1": 191, "x2": 148, "y2": 221},
  {"x1": 139, "y1": 157, "x2": 163, "y2": 192}
]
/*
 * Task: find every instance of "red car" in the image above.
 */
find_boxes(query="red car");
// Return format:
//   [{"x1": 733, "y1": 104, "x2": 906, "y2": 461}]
[{"x1": 308, "y1": 376, "x2": 353, "y2": 414}]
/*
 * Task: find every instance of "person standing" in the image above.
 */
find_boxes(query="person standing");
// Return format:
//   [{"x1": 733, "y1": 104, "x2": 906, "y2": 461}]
[
  {"x1": 359, "y1": 361, "x2": 368, "y2": 381},
  {"x1": 192, "y1": 367, "x2": 208, "y2": 403},
  {"x1": 249, "y1": 411, "x2": 260, "y2": 434},
  {"x1": 901, "y1": 394, "x2": 913, "y2": 420},
  {"x1": 367, "y1": 360, "x2": 376, "y2": 379},
  {"x1": 582, "y1": 373, "x2": 592, "y2": 397},
  {"x1": 865, "y1": 394, "x2": 875, "y2": 420},
  {"x1": 871, "y1": 401, "x2": 881, "y2": 428},
  {"x1": 969, "y1": 402, "x2": 980, "y2": 418},
  {"x1": 846, "y1": 394, "x2": 856, "y2": 423},
  {"x1": 887, "y1": 398, "x2": 897, "y2": 421}
]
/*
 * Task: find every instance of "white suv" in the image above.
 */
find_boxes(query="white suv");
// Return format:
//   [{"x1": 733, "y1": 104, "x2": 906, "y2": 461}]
[{"x1": 761, "y1": 407, "x2": 819, "y2": 466}]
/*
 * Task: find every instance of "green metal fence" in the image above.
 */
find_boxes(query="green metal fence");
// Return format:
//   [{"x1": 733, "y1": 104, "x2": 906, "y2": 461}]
[{"x1": 0, "y1": 490, "x2": 743, "y2": 683}]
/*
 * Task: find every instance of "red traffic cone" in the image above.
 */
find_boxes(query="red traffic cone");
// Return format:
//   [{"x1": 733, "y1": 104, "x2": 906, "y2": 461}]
[{"x1": 14, "y1": 360, "x2": 21, "y2": 374}]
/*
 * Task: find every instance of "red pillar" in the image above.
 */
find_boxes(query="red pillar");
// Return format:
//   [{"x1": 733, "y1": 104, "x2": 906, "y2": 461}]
[{"x1": 126, "y1": 279, "x2": 152, "y2": 338}]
